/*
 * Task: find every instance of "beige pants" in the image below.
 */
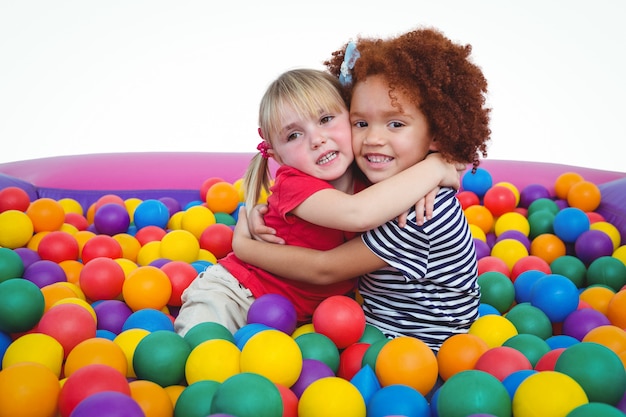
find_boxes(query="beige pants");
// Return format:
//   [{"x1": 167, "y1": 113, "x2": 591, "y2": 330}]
[{"x1": 174, "y1": 263, "x2": 255, "y2": 337}]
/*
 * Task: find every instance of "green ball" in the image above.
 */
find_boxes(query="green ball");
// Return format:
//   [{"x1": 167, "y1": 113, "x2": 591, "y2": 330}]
[
  {"x1": 174, "y1": 380, "x2": 220, "y2": 417},
  {"x1": 478, "y1": 271, "x2": 515, "y2": 313},
  {"x1": 550, "y1": 255, "x2": 587, "y2": 288},
  {"x1": 359, "y1": 324, "x2": 387, "y2": 344},
  {"x1": 133, "y1": 330, "x2": 191, "y2": 387},
  {"x1": 566, "y1": 402, "x2": 626, "y2": 417},
  {"x1": 183, "y1": 321, "x2": 235, "y2": 349},
  {"x1": 0, "y1": 278, "x2": 44, "y2": 333},
  {"x1": 361, "y1": 338, "x2": 390, "y2": 371},
  {"x1": 502, "y1": 333, "x2": 551, "y2": 368},
  {"x1": 527, "y1": 198, "x2": 560, "y2": 217},
  {"x1": 505, "y1": 302, "x2": 553, "y2": 340},
  {"x1": 0, "y1": 248, "x2": 24, "y2": 284},
  {"x1": 555, "y1": 341, "x2": 626, "y2": 405},
  {"x1": 437, "y1": 370, "x2": 512, "y2": 417},
  {"x1": 585, "y1": 256, "x2": 626, "y2": 291},
  {"x1": 295, "y1": 332, "x2": 340, "y2": 373},
  {"x1": 528, "y1": 210, "x2": 555, "y2": 239},
  {"x1": 210, "y1": 372, "x2": 282, "y2": 417}
]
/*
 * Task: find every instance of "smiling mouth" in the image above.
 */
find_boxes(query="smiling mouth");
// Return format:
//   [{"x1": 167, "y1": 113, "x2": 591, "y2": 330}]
[
  {"x1": 317, "y1": 151, "x2": 338, "y2": 165},
  {"x1": 365, "y1": 154, "x2": 394, "y2": 163}
]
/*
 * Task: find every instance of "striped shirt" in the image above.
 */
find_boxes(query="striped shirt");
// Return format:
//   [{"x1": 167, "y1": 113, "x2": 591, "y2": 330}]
[{"x1": 360, "y1": 187, "x2": 480, "y2": 352}]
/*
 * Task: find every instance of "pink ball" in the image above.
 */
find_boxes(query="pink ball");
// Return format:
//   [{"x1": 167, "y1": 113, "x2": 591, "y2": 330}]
[
  {"x1": 37, "y1": 303, "x2": 97, "y2": 358},
  {"x1": 474, "y1": 346, "x2": 532, "y2": 381},
  {"x1": 312, "y1": 295, "x2": 365, "y2": 349}
]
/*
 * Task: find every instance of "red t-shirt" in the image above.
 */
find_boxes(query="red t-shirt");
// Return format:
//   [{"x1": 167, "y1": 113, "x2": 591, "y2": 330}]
[{"x1": 220, "y1": 165, "x2": 360, "y2": 323}]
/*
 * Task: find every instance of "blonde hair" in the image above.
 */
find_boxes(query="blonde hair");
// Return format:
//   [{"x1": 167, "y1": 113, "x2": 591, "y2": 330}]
[{"x1": 242, "y1": 69, "x2": 347, "y2": 212}]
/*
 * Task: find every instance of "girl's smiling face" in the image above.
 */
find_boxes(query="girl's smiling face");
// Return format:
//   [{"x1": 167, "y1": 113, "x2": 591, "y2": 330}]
[{"x1": 350, "y1": 75, "x2": 437, "y2": 184}]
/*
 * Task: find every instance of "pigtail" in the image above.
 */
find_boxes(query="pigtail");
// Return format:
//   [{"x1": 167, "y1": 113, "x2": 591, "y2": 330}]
[{"x1": 242, "y1": 153, "x2": 272, "y2": 217}]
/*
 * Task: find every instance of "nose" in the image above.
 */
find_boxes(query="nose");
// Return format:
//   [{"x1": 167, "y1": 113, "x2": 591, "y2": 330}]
[
  {"x1": 362, "y1": 126, "x2": 384, "y2": 146},
  {"x1": 310, "y1": 131, "x2": 327, "y2": 148}
]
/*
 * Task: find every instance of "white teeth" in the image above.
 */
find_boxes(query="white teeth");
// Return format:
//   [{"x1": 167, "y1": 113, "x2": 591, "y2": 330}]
[
  {"x1": 317, "y1": 151, "x2": 338, "y2": 165},
  {"x1": 366, "y1": 155, "x2": 393, "y2": 163}
]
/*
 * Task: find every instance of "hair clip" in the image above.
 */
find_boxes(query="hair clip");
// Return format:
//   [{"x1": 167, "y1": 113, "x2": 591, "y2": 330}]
[
  {"x1": 257, "y1": 141, "x2": 271, "y2": 159},
  {"x1": 339, "y1": 41, "x2": 360, "y2": 86}
]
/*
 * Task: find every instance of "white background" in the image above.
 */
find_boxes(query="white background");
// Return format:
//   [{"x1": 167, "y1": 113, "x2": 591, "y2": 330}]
[{"x1": 1, "y1": 1, "x2": 624, "y2": 172}]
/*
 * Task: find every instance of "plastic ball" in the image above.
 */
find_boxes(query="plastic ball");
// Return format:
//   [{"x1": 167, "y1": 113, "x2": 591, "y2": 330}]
[
  {"x1": 312, "y1": 295, "x2": 366, "y2": 349},
  {"x1": 183, "y1": 321, "x2": 235, "y2": 350},
  {"x1": 158, "y1": 196, "x2": 182, "y2": 216},
  {"x1": 527, "y1": 210, "x2": 555, "y2": 239},
  {"x1": 504, "y1": 302, "x2": 553, "y2": 340},
  {"x1": 206, "y1": 181, "x2": 240, "y2": 214},
  {"x1": 502, "y1": 369, "x2": 537, "y2": 400},
  {"x1": 133, "y1": 330, "x2": 191, "y2": 387},
  {"x1": 469, "y1": 224, "x2": 487, "y2": 241},
  {"x1": 133, "y1": 199, "x2": 171, "y2": 230},
  {"x1": 582, "y1": 325, "x2": 626, "y2": 356},
  {"x1": 534, "y1": 347, "x2": 566, "y2": 371},
  {"x1": 0, "y1": 362, "x2": 61, "y2": 417},
  {"x1": 2, "y1": 332, "x2": 64, "y2": 377},
  {"x1": 494, "y1": 212, "x2": 530, "y2": 238},
  {"x1": 240, "y1": 329, "x2": 303, "y2": 387},
  {"x1": 474, "y1": 346, "x2": 532, "y2": 382},
  {"x1": 181, "y1": 205, "x2": 216, "y2": 239},
  {"x1": 0, "y1": 210, "x2": 34, "y2": 248},
  {"x1": 478, "y1": 256, "x2": 510, "y2": 277},
  {"x1": 185, "y1": 338, "x2": 241, "y2": 384},
  {"x1": 159, "y1": 229, "x2": 200, "y2": 263},
  {"x1": 585, "y1": 256, "x2": 626, "y2": 291},
  {"x1": 437, "y1": 370, "x2": 512, "y2": 417},
  {"x1": 134, "y1": 224, "x2": 167, "y2": 245},
  {"x1": 36, "y1": 231, "x2": 78, "y2": 264},
  {"x1": 590, "y1": 221, "x2": 621, "y2": 250},
  {"x1": 63, "y1": 337, "x2": 128, "y2": 378},
  {"x1": 464, "y1": 205, "x2": 494, "y2": 234},
  {"x1": 552, "y1": 207, "x2": 590, "y2": 243},
  {"x1": 93, "y1": 202, "x2": 130, "y2": 235},
  {"x1": 337, "y1": 342, "x2": 370, "y2": 380},
  {"x1": 210, "y1": 372, "x2": 283, "y2": 417},
  {"x1": 554, "y1": 172, "x2": 584, "y2": 200},
  {"x1": 69, "y1": 391, "x2": 144, "y2": 417},
  {"x1": 575, "y1": 230, "x2": 614, "y2": 265},
  {"x1": 478, "y1": 271, "x2": 515, "y2": 313},
  {"x1": 291, "y1": 358, "x2": 335, "y2": 398},
  {"x1": 173, "y1": 380, "x2": 220, "y2": 417},
  {"x1": 555, "y1": 341, "x2": 626, "y2": 405},
  {"x1": 567, "y1": 402, "x2": 626, "y2": 417},
  {"x1": 474, "y1": 238, "x2": 491, "y2": 260},
  {"x1": 0, "y1": 278, "x2": 45, "y2": 333},
  {"x1": 58, "y1": 363, "x2": 131, "y2": 417},
  {"x1": 367, "y1": 384, "x2": 429, "y2": 417},
  {"x1": 0, "y1": 186, "x2": 31, "y2": 212},
  {"x1": 129, "y1": 379, "x2": 174, "y2": 417},
  {"x1": 26, "y1": 197, "x2": 65, "y2": 232},
  {"x1": 530, "y1": 233, "x2": 566, "y2": 264},
  {"x1": 375, "y1": 336, "x2": 438, "y2": 395},
  {"x1": 23, "y1": 259, "x2": 66, "y2": 288},
  {"x1": 491, "y1": 239, "x2": 529, "y2": 273},
  {"x1": 275, "y1": 382, "x2": 299, "y2": 417},
  {"x1": 79, "y1": 256, "x2": 126, "y2": 301},
  {"x1": 247, "y1": 293, "x2": 297, "y2": 334},
  {"x1": 483, "y1": 185, "x2": 517, "y2": 217},
  {"x1": 199, "y1": 223, "x2": 234, "y2": 259},
  {"x1": 81, "y1": 234, "x2": 123, "y2": 263},
  {"x1": 361, "y1": 338, "x2": 389, "y2": 371},
  {"x1": 93, "y1": 299, "x2": 133, "y2": 335},
  {"x1": 298, "y1": 376, "x2": 366, "y2": 417},
  {"x1": 550, "y1": 255, "x2": 587, "y2": 288},
  {"x1": 160, "y1": 260, "x2": 198, "y2": 307},
  {"x1": 519, "y1": 184, "x2": 551, "y2": 209},
  {"x1": 607, "y1": 289, "x2": 626, "y2": 328},
  {"x1": 359, "y1": 323, "x2": 387, "y2": 344},
  {"x1": 456, "y1": 190, "x2": 480, "y2": 210},
  {"x1": 469, "y1": 315, "x2": 519, "y2": 348},
  {"x1": 122, "y1": 265, "x2": 172, "y2": 311},
  {"x1": 294, "y1": 332, "x2": 340, "y2": 373},
  {"x1": 529, "y1": 273, "x2": 579, "y2": 323},
  {"x1": 545, "y1": 335, "x2": 578, "y2": 351},
  {"x1": 233, "y1": 323, "x2": 272, "y2": 349},
  {"x1": 527, "y1": 197, "x2": 560, "y2": 217},
  {"x1": 461, "y1": 167, "x2": 493, "y2": 198},
  {"x1": 567, "y1": 180, "x2": 601, "y2": 212},
  {"x1": 512, "y1": 370, "x2": 588, "y2": 417},
  {"x1": 113, "y1": 328, "x2": 150, "y2": 378},
  {"x1": 502, "y1": 333, "x2": 551, "y2": 368},
  {"x1": 38, "y1": 302, "x2": 97, "y2": 358},
  {"x1": 0, "y1": 247, "x2": 26, "y2": 282},
  {"x1": 510, "y1": 255, "x2": 551, "y2": 282},
  {"x1": 437, "y1": 333, "x2": 489, "y2": 381}
]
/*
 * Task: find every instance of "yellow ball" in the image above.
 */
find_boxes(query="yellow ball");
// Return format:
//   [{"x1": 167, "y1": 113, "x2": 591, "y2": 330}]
[
  {"x1": 292, "y1": 323, "x2": 316, "y2": 339},
  {"x1": 181, "y1": 205, "x2": 216, "y2": 239},
  {"x1": 298, "y1": 376, "x2": 366, "y2": 417},
  {"x1": 160, "y1": 229, "x2": 199, "y2": 263},
  {"x1": 113, "y1": 233, "x2": 142, "y2": 263},
  {"x1": 58, "y1": 197, "x2": 84, "y2": 215},
  {"x1": 63, "y1": 337, "x2": 128, "y2": 378},
  {"x1": 614, "y1": 245, "x2": 626, "y2": 267},
  {"x1": 494, "y1": 212, "x2": 530, "y2": 237},
  {"x1": 115, "y1": 257, "x2": 139, "y2": 278},
  {"x1": 469, "y1": 224, "x2": 487, "y2": 242},
  {"x1": 2, "y1": 333, "x2": 64, "y2": 377},
  {"x1": 197, "y1": 248, "x2": 217, "y2": 264},
  {"x1": 129, "y1": 379, "x2": 174, "y2": 417},
  {"x1": 513, "y1": 371, "x2": 588, "y2": 417},
  {"x1": 167, "y1": 211, "x2": 184, "y2": 230},
  {"x1": 124, "y1": 198, "x2": 143, "y2": 222},
  {"x1": 136, "y1": 240, "x2": 162, "y2": 266},
  {"x1": 491, "y1": 238, "x2": 529, "y2": 272},
  {"x1": 590, "y1": 221, "x2": 621, "y2": 250},
  {"x1": 0, "y1": 210, "x2": 33, "y2": 248},
  {"x1": 122, "y1": 265, "x2": 172, "y2": 311},
  {"x1": 185, "y1": 339, "x2": 241, "y2": 384},
  {"x1": 468, "y1": 315, "x2": 518, "y2": 348},
  {"x1": 240, "y1": 329, "x2": 303, "y2": 387},
  {"x1": 114, "y1": 328, "x2": 150, "y2": 378},
  {"x1": 0, "y1": 362, "x2": 61, "y2": 417}
]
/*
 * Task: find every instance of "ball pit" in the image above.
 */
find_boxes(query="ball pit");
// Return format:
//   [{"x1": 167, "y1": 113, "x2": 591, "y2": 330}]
[{"x1": 1, "y1": 152, "x2": 625, "y2": 416}]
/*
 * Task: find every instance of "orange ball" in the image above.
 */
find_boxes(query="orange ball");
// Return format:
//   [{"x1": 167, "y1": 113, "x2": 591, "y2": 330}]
[
  {"x1": 122, "y1": 266, "x2": 172, "y2": 311},
  {"x1": 530, "y1": 233, "x2": 566, "y2": 264},
  {"x1": 206, "y1": 181, "x2": 241, "y2": 214},
  {"x1": 26, "y1": 197, "x2": 66, "y2": 232},
  {"x1": 437, "y1": 333, "x2": 489, "y2": 381},
  {"x1": 464, "y1": 205, "x2": 494, "y2": 234},
  {"x1": 567, "y1": 180, "x2": 602, "y2": 212},
  {"x1": 0, "y1": 362, "x2": 61, "y2": 417},
  {"x1": 375, "y1": 336, "x2": 438, "y2": 396},
  {"x1": 606, "y1": 289, "x2": 626, "y2": 329},
  {"x1": 129, "y1": 379, "x2": 174, "y2": 417},
  {"x1": 64, "y1": 337, "x2": 128, "y2": 378},
  {"x1": 579, "y1": 285, "x2": 615, "y2": 315},
  {"x1": 554, "y1": 172, "x2": 584, "y2": 200},
  {"x1": 582, "y1": 324, "x2": 626, "y2": 356}
]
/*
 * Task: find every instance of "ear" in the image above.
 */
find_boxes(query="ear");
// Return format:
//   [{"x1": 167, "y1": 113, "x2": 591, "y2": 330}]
[
  {"x1": 268, "y1": 149, "x2": 282, "y2": 164},
  {"x1": 428, "y1": 137, "x2": 440, "y2": 152}
]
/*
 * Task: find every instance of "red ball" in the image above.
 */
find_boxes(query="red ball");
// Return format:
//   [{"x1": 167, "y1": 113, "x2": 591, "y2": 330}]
[
  {"x1": 312, "y1": 295, "x2": 365, "y2": 349},
  {"x1": 65, "y1": 212, "x2": 89, "y2": 231},
  {"x1": 483, "y1": 186, "x2": 517, "y2": 217},
  {"x1": 337, "y1": 342, "x2": 370, "y2": 380},
  {"x1": 79, "y1": 257, "x2": 126, "y2": 301},
  {"x1": 456, "y1": 191, "x2": 480, "y2": 210},
  {"x1": 0, "y1": 186, "x2": 31, "y2": 212},
  {"x1": 37, "y1": 303, "x2": 97, "y2": 358},
  {"x1": 534, "y1": 347, "x2": 565, "y2": 371},
  {"x1": 134, "y1": 225, "x2": 167, "y2": 246},
  {"x1": 199, "y1": 223, "x2": 234, "y2": 259},
  {"x1": 37, "y1": 231, "x2": 80, "y2": 263},
  {"x1": 474, "y1": 346, "x2": 532, "y2": 381},
  {"x1": 160, "y1": 260, "x2": 198, "y2": 306},
  {"x1": 477, "y1": 256, "x2": 510, "y2": 277},
  {"x1": 510, "y1": 255, "x2": 551, "y2": 282},
  {"x1": 81, "y1": 235, "x2": 123, "y2": 263},
  {"x1": 57, "y1": 364, "x2": 130, "y2": 417}
]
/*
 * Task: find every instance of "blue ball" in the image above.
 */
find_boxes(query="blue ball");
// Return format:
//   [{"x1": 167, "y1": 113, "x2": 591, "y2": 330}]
[
  {"x1": 461, "y1": 168, "x2": 492, "y2": 198},
  {"x1": 122, "y1": 308, "x2": 175, "y2": 332},
  {"x1": 367, "y1": 384, "x2": 429, "y2": 417},
  {"x1": 553, "y1": 207, "x2": 590, "y2": 243},
  {"x1": 502, "y1": 369, "x2": 537, "y2": 399},
  {"x1": 133, "y1": 199, "x2": 170, "y2": 230},
  {"x1": 529, "y1": 274, "x2": 579, "y2": 322},
  {"x1": 545, "y1": 334, "x2": 579, "y2": 349},
  {"x1": 514, "y1": 270, "x2": 548, "y2": 304}
]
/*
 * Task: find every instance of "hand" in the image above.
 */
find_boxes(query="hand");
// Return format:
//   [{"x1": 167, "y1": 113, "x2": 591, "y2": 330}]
[
  {"x1": 425, "y1": 153, "x2": 463, "y2": 190},
  {"x1": 413, "y1": 187, "x2": 439, "y2": 226},
  {"x1": 248, "y1": 204, "x2": 285, "y2": 244}
]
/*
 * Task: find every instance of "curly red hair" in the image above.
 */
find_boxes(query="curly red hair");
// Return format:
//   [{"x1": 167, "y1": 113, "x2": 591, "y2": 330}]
[{"x1": 325, "y1": 27, "x2": 490, "y2": 170}]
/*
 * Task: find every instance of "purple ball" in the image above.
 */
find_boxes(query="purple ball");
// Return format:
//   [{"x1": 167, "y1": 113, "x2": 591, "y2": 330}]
[
  {"x1": 13, "y1": 247, "x2": 41, "y2": 270},
  {"x1": 562, "y1": 307, "x2": 611, "y2": 341},
  {"x1": 94, "y1": 299, "x2": 133, "y2": 334},
  {"x1": 474, "y1": 238, "x2": 490, "y2": 260},
  {"x1": 290, "y1": 359, "x2": 335, "y2": 398},
  {"x1": 159, "y1": 197, "x2": 182, "y2": 216},
  {"x1": 93, "y1": 203, "x2": 130, "y2": 235},
  {"x1": 69, "y1": 391, "x2": 144, "y2": 417},
  {"x1": 575, "y1": 229, "x2": 614, "y2": 265},
  {"x1": 497, "y1": 230, "x2": 531, "y2": 252},
  {"x1": 519, "y1": 184, "x2": 551, "y2": 208},
  {"x1": 247, "y1": 293, "x2": 297, "y2": 334},
  {"x1": 22, "y1": 259, "x2": 66, "y2": 288}
]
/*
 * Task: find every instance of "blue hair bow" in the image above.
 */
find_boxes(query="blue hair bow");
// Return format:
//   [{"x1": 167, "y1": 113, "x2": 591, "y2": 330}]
[{"x1": 339, "y1": 41, "x2": 360, "y2": 86}]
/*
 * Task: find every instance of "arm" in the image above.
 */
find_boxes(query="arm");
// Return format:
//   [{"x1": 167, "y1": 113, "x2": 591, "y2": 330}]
[
  {"x1": 232, "y1": 209, "x2": 386, "y2": 284},
  {"x1": 293, "y1": 153, "x2": 459, "y2": 232}
]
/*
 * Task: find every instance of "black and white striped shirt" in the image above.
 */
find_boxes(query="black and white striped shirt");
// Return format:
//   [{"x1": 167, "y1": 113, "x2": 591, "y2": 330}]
[{"x1": 360, "y1": 187, "x2": 480, "y2": 352}]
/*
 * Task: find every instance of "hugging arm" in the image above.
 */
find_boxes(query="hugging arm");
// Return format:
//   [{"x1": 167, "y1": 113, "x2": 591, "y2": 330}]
[{"x1": 232, "y1": 209, "x2": 386, "y2": 284}]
